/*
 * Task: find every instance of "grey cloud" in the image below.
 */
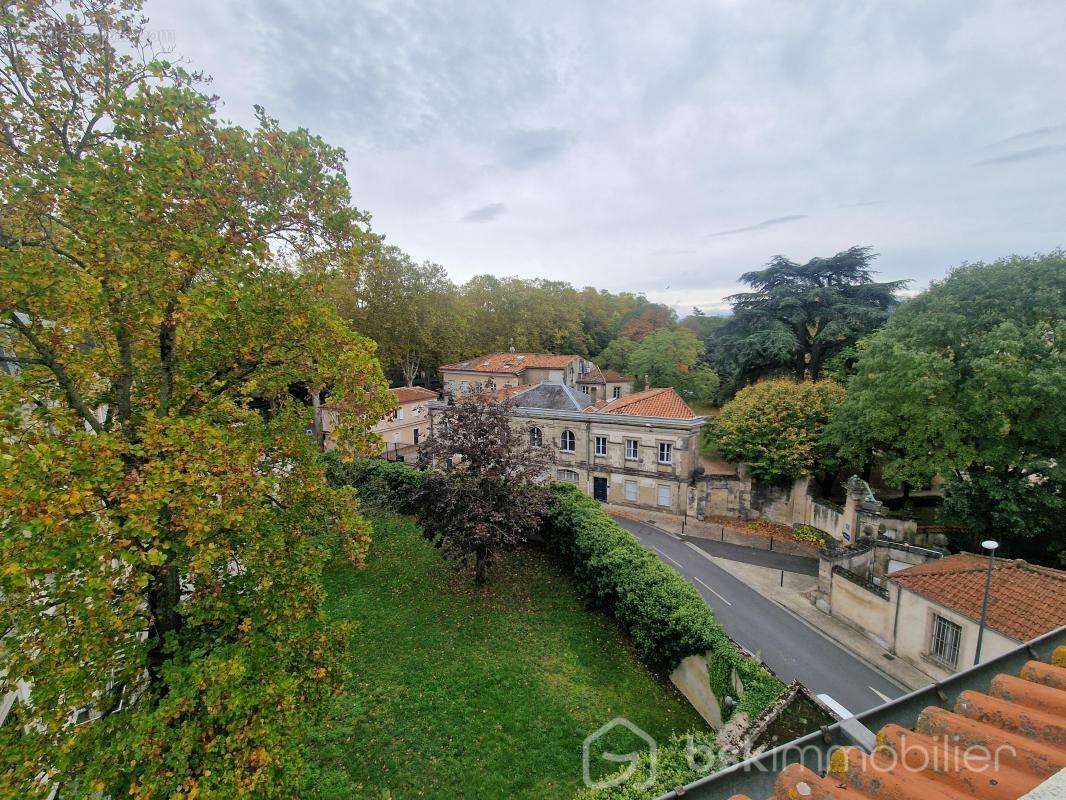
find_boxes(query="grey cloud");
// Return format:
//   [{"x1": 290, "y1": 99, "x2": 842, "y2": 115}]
[
  {"x1": 993, "y1": 124, "x2": 1066, "y2": 146},
  {"x1": 497, "y1": 128, "x2": 574, "y2": 169},
  {"x1": 149, "y1": 0, "x2": 1066, "y2": 298},
  {"x1": 974, "y1": 144, "x2": 1066, "y2": 167},
  {"x1": 706, "y1": 215, "x2": 807, "y2": 238},
  {"x1": 461, "y1": 203, "x2": 507, "y2": 223}
]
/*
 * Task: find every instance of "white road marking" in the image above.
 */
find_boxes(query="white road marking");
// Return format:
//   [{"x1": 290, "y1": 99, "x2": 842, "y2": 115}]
[
  {"x1": 653, "y1": 547, "x2": 685, "y2": 569},
  {"x1": 695, "y1": 577, "x2": 733, "y2": 606},
  {"x1": 869, "y1": 686, "x2": 892, "y2": 704}
]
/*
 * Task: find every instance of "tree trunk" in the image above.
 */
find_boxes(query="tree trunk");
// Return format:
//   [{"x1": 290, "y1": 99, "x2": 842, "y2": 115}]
[
  {"x1": 310, "y1": 385, "x2": 323, "y2": 447},
  {"x1": 145, "y1": 558, "x2": 182, "y2": 695},
  {"x1": 474, "y1": 546, "x2": 488, "y2": 587}
]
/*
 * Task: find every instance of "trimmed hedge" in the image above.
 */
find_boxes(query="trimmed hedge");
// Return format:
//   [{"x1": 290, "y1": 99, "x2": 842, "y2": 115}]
[
  {"x1": 542, "y1": 484, "x2": 784, "y2": 718},
  {"x1": 324, "y1": 457, "x2": 784, "y2": 719}
]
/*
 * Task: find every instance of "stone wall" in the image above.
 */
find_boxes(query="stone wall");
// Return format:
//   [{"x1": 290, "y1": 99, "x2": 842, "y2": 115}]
[{"x1": 693, "y1": 469, "x2": 918, "y2": 547}]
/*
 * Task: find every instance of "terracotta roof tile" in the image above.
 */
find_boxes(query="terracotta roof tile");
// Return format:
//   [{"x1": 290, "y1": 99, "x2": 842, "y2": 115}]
[
  {"x1": 726, "y1": 642, "x2": 1066, "y2": 800},
  {"x1": 586, "y1": 387, "x2": 696, "y2": 419},
  {"x1": 391, "y1": 386, "x2": 438, "y2": 404},
  {"x1": 890, "y1": 554, "x2": 1066, "y2": 642},
  {"x1": 439, "y1": 352, "x2": 580, "y2": 374},
  {"x1": 601, "y1": 369, "x2": 630, "y2": 382}
]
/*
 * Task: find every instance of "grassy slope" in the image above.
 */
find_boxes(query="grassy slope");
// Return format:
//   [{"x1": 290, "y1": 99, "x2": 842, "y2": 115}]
[{"x1": 304, "y1": 515, "x2": 704, "y2": 799}]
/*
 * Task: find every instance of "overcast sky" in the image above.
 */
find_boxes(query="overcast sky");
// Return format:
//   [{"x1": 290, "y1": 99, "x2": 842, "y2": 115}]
[{"x1": 149, "y1": 0, "x2": 1066, "y2": 314}]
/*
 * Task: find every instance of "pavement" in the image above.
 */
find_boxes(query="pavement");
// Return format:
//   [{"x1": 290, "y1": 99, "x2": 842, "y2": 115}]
[
  {"x1": 613, "y1": 515, "x2": 911, "y2": 715},
  {"x1": 685, "y1": 535, "x2": 820, "y2": 576}
]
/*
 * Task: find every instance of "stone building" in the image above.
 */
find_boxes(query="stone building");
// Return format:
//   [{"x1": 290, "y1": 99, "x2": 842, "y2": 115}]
[
  {"x1": 321, "y1": 385, "x2": 437, "y2": 460},
  {"x1": 439, "y1": 352, "x2": 602, "y2": 396},
  {"x1": 575, "y1": 365, "x2": 633, "y2": 403},
  {"x1": 825, "y1": 551, "x2": 1066, "y2": 680},
  {"x1": 430, "y1": 383, "x2": 705, "y2": 517}
]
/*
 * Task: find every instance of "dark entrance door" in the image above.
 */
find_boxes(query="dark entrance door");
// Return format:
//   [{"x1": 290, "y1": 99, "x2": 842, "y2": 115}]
[{"x1": 593, "y1": 476, "x2": 608, "y2": 502}]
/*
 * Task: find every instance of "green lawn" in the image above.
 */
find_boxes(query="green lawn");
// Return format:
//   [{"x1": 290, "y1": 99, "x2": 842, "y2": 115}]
[{"x1": 303, "y1": 514, "x2": 704, "y2": 799}]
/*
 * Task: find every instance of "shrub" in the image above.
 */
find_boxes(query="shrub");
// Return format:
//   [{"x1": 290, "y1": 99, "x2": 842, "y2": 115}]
[
  {"x1": 323, "y1": 452, "x2": 425, "y2": 513},
  {"x1": 708, "y1": 378, "x2": 845, "y2": 483},
  {"x1": 792, "y1": 524, "x2": 828, "y2": 546}
]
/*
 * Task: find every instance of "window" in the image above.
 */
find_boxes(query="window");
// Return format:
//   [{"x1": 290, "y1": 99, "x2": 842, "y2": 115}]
[
  {"x1": 595, "y1": 435, "x2": 607, "y2": 456},
  {"x1": 392, "y1": 433, "x2": 401, "y2": 445},
  {"x1": 560, "y1": 429, "x2": 575, "y2": 452},
  {"x1": 529, "y1": 426, "x2": 542, "y2": 447},
  {"x1": 396, "y1": 407, "x2": 404, "y2": 420},
  {"x1": 657, "y1": 484, "x2": 671, "y2": 507},
  {"x1": 460, "y1": 380, "x2": 470, "y2": 394},
  {"x1": 930, "y1": 615, "x2": 962, "y2": 668},
  {"x1": 414, "y1": 428, "x2": 420, "y2": 444},
  {"x1": 624, "y1": 480, "x2": 638, "y2": 502},
  {"x1": 557, "y1": 468, "x2": 579, "y2": 483},
  {"x1": 613, "y1": 386, "x2": 621, "y2": 399},
  {"x1": 625, "y1": 439, "x2": 639, "y2": 460},
  {"x1": 658, "y1": 442, "x2": 673, "y2": 464},
  {"x1": 581, "y1": 385, "x2": 589, "y2": 394}
]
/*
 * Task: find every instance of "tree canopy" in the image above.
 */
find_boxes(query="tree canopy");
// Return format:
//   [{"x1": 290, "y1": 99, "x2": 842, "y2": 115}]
[
  {"x1": 0, "y1": 2, "x2": 391, "y2": 796},
  {"x1": 827, "y1": 252, "x2": 1065, "y2": 562},
  {"x1": 714, "y1": 247, "x2": 905, "y2": 397},
  {"x1": 417, "y1": 396, "x2": 554, "y2": 585},
  {"x1": 709, "y1": 379, "x2": 845, "y2": 484},
  {"x1": 626, "y1": 328, "x2": 719, "y2": 403}
]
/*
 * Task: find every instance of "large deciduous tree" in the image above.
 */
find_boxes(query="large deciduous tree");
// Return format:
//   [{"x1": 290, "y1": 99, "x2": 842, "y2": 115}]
[
  {"x1": 0, "y1": 2, "x2": 391, "y2": 796},
  {"x1": 827, "y1": 253, "x2": 1065, "y2": 564},
  {"x1": 626, "y1": 328, "x2": 719, "y2": 403},
  {"x1": 709, "y1": 379, "x2": 845, "y2": 485},
  {"x1": 333, "y1": 244, "x2": 466, "y2": 386},
  {"x1": 716, "y1": 247, "x2": 905, "y2": 396},
  {"x1": 417, "y1": 397, "x2": 553, "y2": 586}
]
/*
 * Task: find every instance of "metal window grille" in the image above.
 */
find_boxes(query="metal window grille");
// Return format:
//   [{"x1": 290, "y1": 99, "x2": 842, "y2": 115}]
[{"x1": 931, "y1": 615, "x2": 962, "y2": 667}]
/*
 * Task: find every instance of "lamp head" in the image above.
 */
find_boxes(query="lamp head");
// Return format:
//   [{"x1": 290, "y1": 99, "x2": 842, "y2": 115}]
[{"x1": 981, "y1": 539, "x2": 999, "y2": 551}]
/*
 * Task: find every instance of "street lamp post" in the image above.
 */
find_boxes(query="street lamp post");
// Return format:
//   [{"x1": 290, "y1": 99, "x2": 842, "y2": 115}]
[{"x1": 974, "y1": 539, "x2": 999, "y2": 666}]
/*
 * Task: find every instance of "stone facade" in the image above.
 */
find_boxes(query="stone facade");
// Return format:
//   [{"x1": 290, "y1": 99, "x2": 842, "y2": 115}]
[
  {"x1": 320, "y1": 386, "x2": 436, "y2": 459},
  {"x1": 440, "y1": 353, "x2": 596, "y2": 396},
  {"x1": 428, "y1": 389, "x2": 704, "y2": 517}
]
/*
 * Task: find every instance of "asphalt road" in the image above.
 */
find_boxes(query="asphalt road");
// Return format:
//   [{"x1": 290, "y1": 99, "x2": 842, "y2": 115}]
[{"x1": 615, "y1": 516, "x2": 903, "y2": 714}]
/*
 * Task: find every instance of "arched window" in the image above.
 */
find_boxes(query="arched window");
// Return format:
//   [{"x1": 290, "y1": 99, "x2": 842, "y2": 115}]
[
  {"x1": 529, "y1": 426, "x2": 542, "y2": 447},
  {"x1": 557, "y1": 468, "x2": 579, "y2": 483},
  {"x1": 560, "y1": 429, "x2": 575, "y2": 452}
]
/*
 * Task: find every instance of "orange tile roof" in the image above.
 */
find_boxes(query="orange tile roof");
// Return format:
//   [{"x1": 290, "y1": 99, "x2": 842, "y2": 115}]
[
  {"x1": 890, "y1": 554, "x2": 1066, "y2": 643},
  {"x1": 587, "y1": 387, "x2": 696, "y2": 419},
  {"x1": 439, "y1": 352, "x2": 580, "y2": 374},
  {"x1": 601, "y1": 369, "x2": 630, "y2": 382},
  {"x1": 727, "y1": 643, "x2": 1066, "y2": 800},
  {"x1": 391, "y1": 386, "x2": 438, "y2": 404}
]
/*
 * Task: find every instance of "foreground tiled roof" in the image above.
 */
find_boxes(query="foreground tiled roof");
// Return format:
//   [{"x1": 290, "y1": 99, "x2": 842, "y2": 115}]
[
  {"x1": 890, "y1": 554, "x2": 1066, "y2": 642},
  {"x1": 587, "y1": 387, "x2": 696, "y2": 419},
  {"x1": 726, "y1": 643, "x2": 1066, "y2": 800},
  {"x1": 439, "y1": 352, "x2": 579, "y2": 373},
  {"x1": 391, "y1": 386, "x2": 438, "y2": 404}
]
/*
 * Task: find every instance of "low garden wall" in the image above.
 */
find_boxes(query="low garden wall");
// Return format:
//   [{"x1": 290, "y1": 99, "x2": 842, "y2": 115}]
[{"x1": 324, "y1": 454, "x2": 787, "y2": 728}]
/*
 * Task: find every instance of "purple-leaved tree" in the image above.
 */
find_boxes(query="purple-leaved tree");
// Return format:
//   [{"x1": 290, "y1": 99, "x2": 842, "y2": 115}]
[{"x1": 418, "y1": 395, "x2": 555, "y2": 585}]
